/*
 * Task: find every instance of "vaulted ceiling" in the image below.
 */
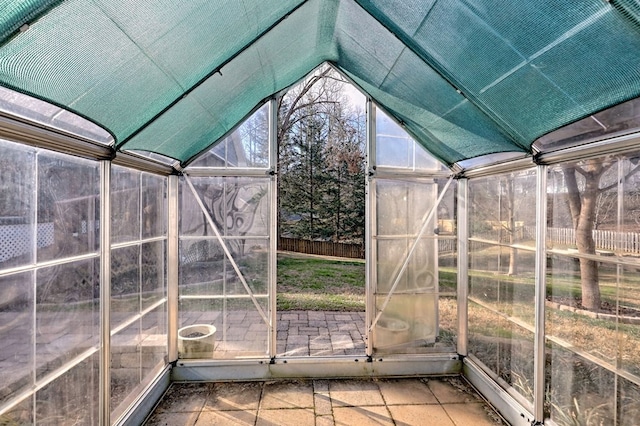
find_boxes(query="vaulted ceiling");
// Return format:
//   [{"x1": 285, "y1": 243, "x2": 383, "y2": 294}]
[{"x1": 1, "y1": 0, "x2": 640, "y2": 167}]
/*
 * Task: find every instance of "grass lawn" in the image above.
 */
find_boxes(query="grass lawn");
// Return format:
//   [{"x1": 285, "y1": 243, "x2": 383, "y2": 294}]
[{"x1": 277, "y1": 252, "x2": 365, "y2": 311}]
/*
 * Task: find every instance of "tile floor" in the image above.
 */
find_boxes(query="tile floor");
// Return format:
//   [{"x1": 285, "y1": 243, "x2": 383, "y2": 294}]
[{"x1": 144, "y1": 376, "x2": 506, "y2": 425}]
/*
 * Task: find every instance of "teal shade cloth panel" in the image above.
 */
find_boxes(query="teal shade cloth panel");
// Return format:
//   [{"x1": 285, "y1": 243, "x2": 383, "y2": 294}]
[{"x1": 1, "y1": 0, "x2": 640, "y2": 167}]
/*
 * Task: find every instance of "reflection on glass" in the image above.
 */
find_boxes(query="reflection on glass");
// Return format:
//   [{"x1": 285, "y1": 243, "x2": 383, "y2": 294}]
[
  {"x1": 0, "y1": 140, "x2": 35, "y2": 269},
  {"x1": 188, "y1": 103, "x2": 269, "y2": 168},
  {"x1": 376, "y1": 179, "x2": 434, "y2": 236},
  {"x1": 141, "y1": 241, "x2": 166, "y2": 310},
  {"x1": 619, "y1": 266, "x2": 640, "y2": 378},
  {"x1": 1, "y1": 399, "x2": 32, "y2": 425},
  {"x1": 470, "y1": 246, "x2": 535, "y2": 325},
  {"x1": 178, "y1": 296, "x2": 268, "y2": 359},
  {"x1": 180, "y1": 176, "x2": 269, "y2": 238},
  {"x1": 111, "y1": 321, "x2": 141, "y2": 422},
  {"x1": 0, "y1": 271, "x2": 33, "y2": 404},
  {"x1": 36, "y1": 260, "x2": 99, "y2": 380},
  {"x1": 141, "y1": 306, "x2": 167, "y2": 381},
  {"x1": 546, "y1": 342, "x2": 616, "y2": 425},
  {"x1": 141, "y1": 174, "x2": 167, "y2": 239},
  {"x1": 469, "y1": 170, "x2": 536, "y2": 246},
  {"x1": 111, "y1": 166, "x2": 141, "y2": 244},
  {"x1": 111, "y1": 245, "x2": 140, "y2": 329},
  {"x1": 37, "y1": 152, "x2": 99, "y2": 261},
  {"x1": 36, "y1": 355, "x2": 99, "y2": 425},
  {"x1": 469, "y1": 301, "x2": 535, "y2": 406},
  {"x1": 373, "y1": 177, "x2": 439, "y2": 352}
]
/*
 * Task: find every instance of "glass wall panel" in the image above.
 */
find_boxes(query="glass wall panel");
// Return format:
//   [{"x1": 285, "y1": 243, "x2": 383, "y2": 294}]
[
  {"x1": 36, "y1": 259, "x2": 99, "y2": 380},
  {"x1": 110, "y1": 167, "x2": 168, "y2": 423},
  {"x1": 545, "y1": 151, "x2": 640, "y2": 425},
  {"x1": 1, "y1": 399, "x2": 32, "y2": 425},
  {"x1": 37, "y1": 152, "x2": 99, "y2": 261},
  {"x1": 468, "y1": 301, "x2": 535, "y2": 406},
  {"x1": 0, "y1": 140, "x2": 35, "y2": 269},
  {"x1": 141, "y1": 174, "x2": 166, "y2": 239},
  {"x1": 618, "y1": 266, "x2": 640, "y2": 378},
  {"x1": 141, "y1": 306, "x2": 167, "y2": 379},
  {"x1": 189, "y1": 103, "x2": 269, "y2": 168},
  {"x1": 373, "y1": 176, "x2": 439, "y2": 352},
  {"x1": 111, "y1": 245, "x2": 140, "y2": 329},
  {"x1": 35, "y1": 354, "x2": 99, "y2": 426},
  {"x1": 546, "y1": 342, "x2": 616, "y2": 425},
  {"x1": 179, "y1": 173, "x2": 271, "y2": 359},
  {"x1": 0, "y1": 271, "x2": 33, "y2": 403},
  {"x1": 469, "y1": 170, "x2": 537, "y2": 246},
  {"x1": 468, "y1": 169, "x2": 537, "y2": 407},
  {"x1": 141, "y1": 241, "x2": 166, "y2": 310},
  {"x1": 180, "y1": 176, "x2": 270, "y2": 238},
  {"x1": 619, "y1": 377, "x2": 640, "y2": 426},
  {"x1": 375, "y1": 111, "x2": 445, "y2": 171},
  {"x1": 111, "y1": 167, "x2": 140, "y2": 245},
  {"x1": 110, "y1": 321, "x2": 141, "y2": 422}
]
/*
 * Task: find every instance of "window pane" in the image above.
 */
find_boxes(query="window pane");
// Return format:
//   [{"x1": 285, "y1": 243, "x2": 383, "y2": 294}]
[
  {"x1": 0, "y1": 271, "x2": 33, "y2": 405},
  {"x1": 36, "y1": 259, "x2": 99, "y2": 380},
  {"x1": 35, "y1": 354, "x2": 99, "y2": 426},
  {"x1": 141, "y1": 173, "x2": 167, "y2": 239},
  {"x1": 0, "y1": 140, "x2": 36, "y2": 269},
  {"x1": 141, "y1": 241, "x2": 166, "y2": 310},
  {"x1": 37, "y1": 152, "x2": 99, "y2": 261},
  {"x1": 111, "y1": 245, "x2": 140, "y2": 329},
  {"x1": 180, "y1": 176, "x2": 269, "y2": 238},
  {"x1": 189, "y1": 103, "x2": 269, "y2": 168},
  {"x1": 111, "y1": 166, "x2": 140, "y2": 244}
]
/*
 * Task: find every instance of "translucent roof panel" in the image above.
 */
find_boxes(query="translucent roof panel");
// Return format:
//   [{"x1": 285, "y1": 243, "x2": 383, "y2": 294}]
[
  {"x1": 0, "y1": 0, "x2": 639, "y2": 167},
  {"x1": 534, "y1": 96, "x2": 640, "y2": 152},
  {"x1": 0, "y1": 86, "x2": 113, "y2": 144}
]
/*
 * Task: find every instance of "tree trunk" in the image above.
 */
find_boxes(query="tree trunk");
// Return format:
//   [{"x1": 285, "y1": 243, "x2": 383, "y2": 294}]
[
  {"x1": 575, "y1": 175, "x2": 601, "y2": 311},
  {"x1": 562, "y1": 165, "x2": 601, "y2": 311}
]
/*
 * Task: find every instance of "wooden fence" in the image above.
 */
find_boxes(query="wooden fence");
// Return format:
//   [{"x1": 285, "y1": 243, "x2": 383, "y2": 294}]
[
  {"x1": 278, "y1": 237, "x2": 457, "y2": 259},
  {"x1": 525, "y1": 226, "x2": 640, "y2": 254},
  {"x1": 278, "y1": 237, "x2": 365, "y2": 259}
]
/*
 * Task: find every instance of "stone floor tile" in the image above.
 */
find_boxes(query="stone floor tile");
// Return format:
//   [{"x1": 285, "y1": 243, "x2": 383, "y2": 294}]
[
  {"x1": 154, "y1": 383, "x2": 211, "y2": 413},
  {"x1": 204, "y1": 382, "x2": 262, "y2": 411},
  {"x1": 388, "y1": 404, "x2": 455, "y2": 426},
  {"x1": 256, "y1": 408, "x2": 315, "y2": 426},
  {"x1": 260, "y1": 380, "x2": 314, "y2": 409},
  {"x1": 329, "y1": 380, "x2": 385, "y2": 407},
  {"x1": 333, "y1": 406, "x2": 393, "y2": 426},
  {"x1": 427, "y1": 378, "x2": 477, "y2": 404},
  {"x1": 377, "y1": 379, "x2": 438, "y2": 405},
  {"x1": 314, "y1": 393, "x2": 333, "y2": 415},
  {"x1": 145, "y1": 410, "x2": 200, "y2": 426},
  {"x1": 195, "y1": 409, "x2": 256, "y2": 425},
  {"x1": 442, "y1": 402, "x2": 504, "y2": 425},
  {"x1": 316, "y1": 414, "x2": 335, "y2": 426}
]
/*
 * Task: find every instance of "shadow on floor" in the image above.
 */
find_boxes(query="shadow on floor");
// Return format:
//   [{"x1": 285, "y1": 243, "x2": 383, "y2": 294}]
[{"x1": 144, "y1": 376, "x2": 507, "y2": 425}]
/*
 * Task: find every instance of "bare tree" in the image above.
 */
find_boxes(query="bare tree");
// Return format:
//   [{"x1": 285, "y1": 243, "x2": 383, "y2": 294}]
[{"x1": 562, "y1": 157, "x2": 640, "y2": 310}]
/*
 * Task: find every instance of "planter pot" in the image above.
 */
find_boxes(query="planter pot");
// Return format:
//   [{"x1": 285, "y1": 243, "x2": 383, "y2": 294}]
[
  {"x1": 178, "y1": 324, "x2": 216, "y2": 359},
  {"x1": 373, "y1": 316, "x2": 410, "y2": 348}
]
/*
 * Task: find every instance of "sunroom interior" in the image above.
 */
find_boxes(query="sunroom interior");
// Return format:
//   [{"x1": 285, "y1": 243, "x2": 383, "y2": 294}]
[{"x1": 1, "y1": 1, "x2": 640, "y2": 425}]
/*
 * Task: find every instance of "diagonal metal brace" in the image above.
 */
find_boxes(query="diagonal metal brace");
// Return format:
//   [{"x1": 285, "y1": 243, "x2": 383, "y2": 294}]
[
  {"x1": 369, "y1": 176, "x2": 454, "y2": 334},
  {"x1": 183, "y1": 173, "x2": 270, "y2": 327}
]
